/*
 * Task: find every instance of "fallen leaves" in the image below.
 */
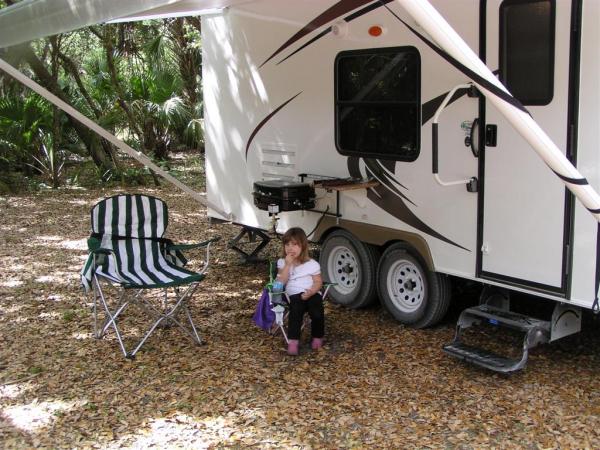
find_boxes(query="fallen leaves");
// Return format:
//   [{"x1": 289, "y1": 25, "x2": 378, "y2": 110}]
[{"x1": 1, "y1": 160, "x2": 600, "y2": 449}]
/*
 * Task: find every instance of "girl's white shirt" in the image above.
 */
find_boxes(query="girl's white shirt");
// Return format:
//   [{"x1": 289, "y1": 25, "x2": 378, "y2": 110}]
[{"x1": 277, "y1": 258, "x2": 321, "y2": 295}]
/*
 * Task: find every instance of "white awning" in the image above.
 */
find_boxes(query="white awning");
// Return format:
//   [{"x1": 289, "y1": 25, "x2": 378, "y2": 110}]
[{"x1": 0, "y1": 0, "x2": 248, "y2": 48}]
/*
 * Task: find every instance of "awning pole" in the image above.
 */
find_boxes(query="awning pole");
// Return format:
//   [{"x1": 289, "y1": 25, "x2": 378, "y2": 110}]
[
  {"x1": 395, "y1": 0, "x2": 600, "y2": 222},
  {"x1": 0, "y1": 57, "x2": 232, "y2": 220}
]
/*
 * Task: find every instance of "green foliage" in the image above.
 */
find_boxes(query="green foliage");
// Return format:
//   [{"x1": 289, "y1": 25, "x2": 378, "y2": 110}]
[
  {"x1": 0, "y1": 15, "x2": 204, "y2": 189},
  {"x1": 26, "y1": 129, "x2": 66, "y2": 189}
]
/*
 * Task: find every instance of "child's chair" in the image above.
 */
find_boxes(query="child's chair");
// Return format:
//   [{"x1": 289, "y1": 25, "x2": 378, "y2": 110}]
[{"x1": 264, "y1": 261, "x2": 335, "y2": 345}]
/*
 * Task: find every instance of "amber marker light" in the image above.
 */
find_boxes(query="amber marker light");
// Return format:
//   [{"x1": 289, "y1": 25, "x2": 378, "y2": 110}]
[{"x1": 368, "y1": 25, "x2": 383, "y2": 37}]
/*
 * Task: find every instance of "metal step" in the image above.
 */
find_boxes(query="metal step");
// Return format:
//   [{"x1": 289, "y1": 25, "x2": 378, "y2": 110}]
[
  {"x1": 442, "y1": 341, "x2": 527, "y2": 373},
  {"x1": 443, "y1": 305, "x2": 551, "y2": 373},
  {"x1": 457, "y1": 304, "x2": 551, "y2": 334}
]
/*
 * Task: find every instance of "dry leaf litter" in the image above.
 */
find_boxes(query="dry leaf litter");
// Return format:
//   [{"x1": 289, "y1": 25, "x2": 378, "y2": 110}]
[{"x1": 1, "y1": 156, "x2": 600, "y2": 449}]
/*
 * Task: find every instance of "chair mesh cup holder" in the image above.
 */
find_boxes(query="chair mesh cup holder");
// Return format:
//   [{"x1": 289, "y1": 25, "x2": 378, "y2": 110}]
[{"x1": 81, "y1": 194, "x2": 220, "y2": 359}]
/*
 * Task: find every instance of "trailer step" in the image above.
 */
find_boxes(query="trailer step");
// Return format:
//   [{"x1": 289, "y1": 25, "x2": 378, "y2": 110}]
[
  {"x1": 442, "y1": 341, "x2": 527, "y2": 373},
  {"x1": 443, "y1": 305, "x2": 551, "y2": 373},
  {"x1": 456, "y1": 304, "x2": 551, "y2": 333}
]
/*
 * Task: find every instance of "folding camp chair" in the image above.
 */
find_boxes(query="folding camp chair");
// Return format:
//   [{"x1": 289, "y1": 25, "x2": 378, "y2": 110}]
[
  {"x1": 81, "y1": 194, "x2": 219, "y2": 359},
  {"x1": 264, "y1": 262, "x2": 335, "y2": 344}
]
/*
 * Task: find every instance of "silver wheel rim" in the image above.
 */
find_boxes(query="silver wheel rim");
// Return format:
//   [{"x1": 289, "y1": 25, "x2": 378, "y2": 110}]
[
  {"x1": 327, "y1": 244, "x2": 360, "y2": 295},
  {"x1": 386, "y1": 259, "x2": 425, "y2": 313}
]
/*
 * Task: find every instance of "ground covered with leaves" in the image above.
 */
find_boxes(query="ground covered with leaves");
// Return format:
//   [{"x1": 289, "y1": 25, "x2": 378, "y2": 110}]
[{"x1": 2, "y1": 157, "x2": 600, "y2": 449}]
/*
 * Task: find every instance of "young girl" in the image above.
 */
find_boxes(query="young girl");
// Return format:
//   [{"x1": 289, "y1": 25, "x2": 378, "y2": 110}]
[{"x1": 276, "y1": 227, "x2": 324, "y2": 355}]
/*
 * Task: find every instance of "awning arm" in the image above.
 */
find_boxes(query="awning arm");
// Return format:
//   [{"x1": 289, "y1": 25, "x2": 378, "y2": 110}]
[
  {"x1": 0, "y1": 57, "x2": 232, "y2": 221},
  {"x1": 395, "y1": 0, "x2": 600, "y2": 223}
]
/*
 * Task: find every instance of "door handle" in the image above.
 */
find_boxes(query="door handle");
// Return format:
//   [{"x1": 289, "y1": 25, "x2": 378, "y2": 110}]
[{"x1": 469, "y1": 118, "x2": 480, "y2": 157}]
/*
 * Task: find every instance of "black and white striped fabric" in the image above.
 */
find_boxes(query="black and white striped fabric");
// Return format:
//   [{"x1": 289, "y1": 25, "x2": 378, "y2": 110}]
[{"x1": 81, "y1": 195, "x2": 202, "y2": 292}]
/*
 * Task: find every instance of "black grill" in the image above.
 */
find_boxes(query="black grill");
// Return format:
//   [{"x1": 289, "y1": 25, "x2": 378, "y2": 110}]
[{"x1": 252, "y1": 180, "x2": 315, "y2": 212}]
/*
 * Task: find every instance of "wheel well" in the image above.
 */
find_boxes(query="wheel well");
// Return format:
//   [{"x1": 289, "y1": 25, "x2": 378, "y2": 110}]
[
  {"x1": 381, "y1": 240, "x2": 434, "y2": 271},
  {"x1": 315, "y1": 221, "x2": 434, "y2": 271},
  {"x1": 316, "y1": 225, "x2": 344, "y2": 245}
]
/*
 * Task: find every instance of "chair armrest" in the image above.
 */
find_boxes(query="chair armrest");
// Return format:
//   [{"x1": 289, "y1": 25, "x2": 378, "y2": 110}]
[
  {"x1": 87, "y1": 236, "x2": 114, "y2": 255},
  {"x1": 90, "y1": 248, "x2": 113, "y2": 256},
  {"x1": 167, "y1": 237, "x2": 220, "y2": 252}
]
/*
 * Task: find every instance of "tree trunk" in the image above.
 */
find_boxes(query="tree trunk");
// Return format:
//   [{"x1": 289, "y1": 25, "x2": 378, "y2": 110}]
[{"x1": 169, "y1": 19, "x2": 199, "y2": 109}]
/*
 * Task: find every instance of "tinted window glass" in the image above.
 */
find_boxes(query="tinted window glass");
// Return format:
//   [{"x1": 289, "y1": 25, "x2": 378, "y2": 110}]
[
  {"x1": 335, "y1": 47, "x2": 420, "y2": 161},
  {"x1": 500, "y1": 0, "x2": 555, "y2": 105}
]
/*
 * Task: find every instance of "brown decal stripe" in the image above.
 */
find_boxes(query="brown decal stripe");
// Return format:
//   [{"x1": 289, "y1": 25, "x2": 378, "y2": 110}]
[
  {"x1": 245, "y1": 92, "x2": 302, "y2": 160},
  {"x1": 276, "y1": 27, "x2": 333, "y2": 66},
  {"x1": 260, "y1": 0, "x2": 375, "y2": 68},
  {"x1": 276, "y1": 0, "x2": 394, "y2": 66}
]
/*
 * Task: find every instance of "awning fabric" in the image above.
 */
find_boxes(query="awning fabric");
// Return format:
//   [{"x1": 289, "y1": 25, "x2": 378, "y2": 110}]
[{"x1": 0, "y1": 0, "x2": 244, "y2": 48}]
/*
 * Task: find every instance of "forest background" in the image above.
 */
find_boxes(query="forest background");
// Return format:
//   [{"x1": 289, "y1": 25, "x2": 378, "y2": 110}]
[{"x1": 0, "y1": 0, "x2": 203, "y2": 192}]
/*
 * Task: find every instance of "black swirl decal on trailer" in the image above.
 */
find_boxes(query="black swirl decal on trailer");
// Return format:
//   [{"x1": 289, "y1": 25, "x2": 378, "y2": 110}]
[
  {"x1": 348, "y1": 157, "x2": 470, "y2": 251},
  {"x1": 245, "y1": 92, "x2": 302, "y2": 160}
]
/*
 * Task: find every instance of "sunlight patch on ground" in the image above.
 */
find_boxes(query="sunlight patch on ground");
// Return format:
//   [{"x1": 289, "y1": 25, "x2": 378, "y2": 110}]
[
  {"x1": 59, "y1": 239, "x2": 87, "y2": 250},
  {"x1": 11, "y1": 317, "x2": 29, "y2": 324},
  {"x1": 105, "y1": 411, "x2": 287, "y2": 449},
  {"x1": 34, "y1": 272, "x2": 77, "y2": 286},
  {"x1": 34, "y1": 236, "x2": 63, "y2": 242},
  {"x1": 67, "y1": 199, "x2": 89, "y2": 206},
  {"x1": 35, "y1": 275, "x2": 63, "y2": 283},
  {"x1": 3, "y1": 399, "x2": 80, "y2": 432},
  {"x1": 0, "y1": 384, "x2": 31, "y2": 400},
  {"x1": 71, "y1": 332, "x2": 92, "y2": 340},
  {"x1": 5, "y1": 198, "x2": 36, "y2": 208},
  {"x1": 0, "y1": 280, "x2": 24, "y2": 288},
  {"x1": 27, "y1": 237, "x2": 87, "y2": 251},
  {"x1": 0, "y1": 302, "x2": 23, "y2": 314},
  {"x1": 39, "y1": 312, "x2": 61, "y2": 320}
]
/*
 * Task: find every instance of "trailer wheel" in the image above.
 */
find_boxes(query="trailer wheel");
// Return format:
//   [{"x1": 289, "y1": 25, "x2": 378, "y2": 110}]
[
  {"x1": 378, "y1": 243, "x2": 451, "y2": 328},
  {"x1": 320, "y1": 230, "x2": 379, "y2": 308}
]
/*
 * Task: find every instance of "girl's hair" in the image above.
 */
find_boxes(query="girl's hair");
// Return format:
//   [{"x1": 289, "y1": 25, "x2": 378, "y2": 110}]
[{"x1": 281, "y1": 227, "x2": 310, "y2": 263}]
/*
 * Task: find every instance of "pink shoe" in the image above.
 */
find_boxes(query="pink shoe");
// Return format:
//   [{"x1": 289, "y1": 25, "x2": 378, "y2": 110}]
[
  {"x1": 287, "y1": 339, "x2": 299, "y2": 356},
  {"x1": 311, "y1": 338, "x2": 323, "y2": 350}
]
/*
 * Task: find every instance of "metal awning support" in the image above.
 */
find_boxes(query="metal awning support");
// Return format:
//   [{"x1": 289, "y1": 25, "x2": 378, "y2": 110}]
[
  {"x1": 395, "y1": 0, "x2": 600, "y2": 223},
  {"x1": 0, "y1": 57, "x2": 232, "y2": 220}
]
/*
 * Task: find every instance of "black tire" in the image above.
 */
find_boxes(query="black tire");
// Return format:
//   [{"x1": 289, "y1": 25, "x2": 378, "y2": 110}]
[
  {"x1": 320, "y1": 229, "x2": 380, "y2": 308},
  {"x1": 377, "y1": 243, "x2": 451, "y2": 328}
]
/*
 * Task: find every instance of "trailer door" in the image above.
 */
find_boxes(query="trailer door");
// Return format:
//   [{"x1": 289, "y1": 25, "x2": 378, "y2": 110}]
[{"x1": 481, "y1": 0, "x2": 573, "y2": 291}]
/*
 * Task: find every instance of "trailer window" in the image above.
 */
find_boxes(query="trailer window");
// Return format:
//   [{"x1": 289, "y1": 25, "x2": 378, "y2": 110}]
[
  {"x1": 335, "y1": 47, "x2": 420, "y2": 161},
  {"x1": 500, "y1": 0, "x2": 555, "y2": 105}
]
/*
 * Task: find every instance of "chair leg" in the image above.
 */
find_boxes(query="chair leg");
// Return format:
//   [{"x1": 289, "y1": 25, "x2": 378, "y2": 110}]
[
  {"x1": 93, "y1": 276, "x2": 130, "y2": 358},
  {"x1": 183, "y1": 305, "x2": 202, "y2": 345},
  {"x1": 131, "y1": 282, "x2": 202, "y2": 356},
  {"x1": 92, "y1": 277, "x2": 203, "y2": 358},
  {"x1": 99, "y1": 290, "x2": 129, "y2": 336}
]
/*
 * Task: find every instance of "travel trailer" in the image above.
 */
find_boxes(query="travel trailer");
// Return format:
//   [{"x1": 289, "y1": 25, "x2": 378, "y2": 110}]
[{"x1": 1, "y1": 0, "x2": 599, "y2": 372}]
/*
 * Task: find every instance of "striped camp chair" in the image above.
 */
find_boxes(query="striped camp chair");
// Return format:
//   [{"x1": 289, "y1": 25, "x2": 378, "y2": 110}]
[{"x1": 81, "y1": 194, "x2": 219, "y2": 359}]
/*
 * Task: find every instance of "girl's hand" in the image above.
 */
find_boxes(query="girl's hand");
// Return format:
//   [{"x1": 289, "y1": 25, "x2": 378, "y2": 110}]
[
  {"x1": 301, "y1": 290, "x2": 312, "y2": 300},
  {"x1": 285, "y1": 254, "x2": 296, "y2": 266}
]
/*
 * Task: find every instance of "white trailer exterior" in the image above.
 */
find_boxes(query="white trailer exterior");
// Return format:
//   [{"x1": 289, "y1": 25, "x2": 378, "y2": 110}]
[{"x1": 202, "y1": 0, "x2": 600, "y2": 326}]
